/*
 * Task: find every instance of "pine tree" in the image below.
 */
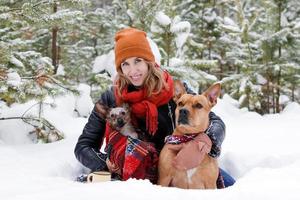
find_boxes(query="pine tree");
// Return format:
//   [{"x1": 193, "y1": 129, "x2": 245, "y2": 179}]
[
  {"x1": 254, "y1": 0, "x2": 300, "y2": 113},
  {"x1": 1, "y1": 0, "x2": 299, "y2": 118},
  {"x1": 0, "y1": 0, "x2": 90, "y2": 142},
  {"x1": 227, "y1": 0, "x2": 264, "y2": 112}
]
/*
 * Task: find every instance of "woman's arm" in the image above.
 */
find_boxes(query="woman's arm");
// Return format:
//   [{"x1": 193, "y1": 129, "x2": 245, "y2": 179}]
[
  {"x1": 74, "y1": 88, "x2": 115, "y2": 171},
  {"x1": 207, "y1": 111, "x2": 225, "y2": 158}
]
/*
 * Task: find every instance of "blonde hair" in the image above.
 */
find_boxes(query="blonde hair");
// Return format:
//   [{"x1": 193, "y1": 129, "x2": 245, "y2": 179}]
[{"x1": 115, "y1": 61, "x2": 168, "y2": 97}]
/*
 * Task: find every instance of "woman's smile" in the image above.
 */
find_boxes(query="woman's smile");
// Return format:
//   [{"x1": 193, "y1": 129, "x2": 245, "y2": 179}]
[{"x1": 131, "y1": 73, "x2": 142, "y2": 81}]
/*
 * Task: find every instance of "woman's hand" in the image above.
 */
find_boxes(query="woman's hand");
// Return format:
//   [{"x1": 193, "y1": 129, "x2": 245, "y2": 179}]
[
  {"x1": 106, "y1": 159, "x2": 121, "y2": 174},
  {"x1": 168, "y1": 134, "x2": 212, "y2": 170}
]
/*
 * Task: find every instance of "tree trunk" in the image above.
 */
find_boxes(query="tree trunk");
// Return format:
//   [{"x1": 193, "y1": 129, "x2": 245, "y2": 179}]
[
  {"x1": 267, "y1": 80, "x2": 270, "y2": 114},
  {"x1": 165, "y1": 31, "x2": 172, "y2": 67},
  {"x1": 52, "y1": 2, "x2": 58, "y2": 74},
  {"x1": 275, "y1": 1, "x2": 282, "y2": 113},
  {"x1": 291, "y1": 84, "x2": 295, "y2": 101},
  {"x1": 219, "y1": 49, "x2": 225, "y2": 80},
  {"x1": 275, "y1": 68, "x2": 281, "y2": 113},
  {"x1": 272, "y1": 86, "x2": 276, "y2": 113}
]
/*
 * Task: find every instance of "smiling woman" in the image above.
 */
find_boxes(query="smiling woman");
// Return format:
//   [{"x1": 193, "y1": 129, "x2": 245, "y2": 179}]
[{"x1": 114, "y1": 28, "x2": 168, "y2": 98}]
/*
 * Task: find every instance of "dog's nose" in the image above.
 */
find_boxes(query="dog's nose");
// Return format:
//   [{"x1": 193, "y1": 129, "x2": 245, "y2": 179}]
[
  {"x1": 178, "y1": 108, "x2": 189, "y2": 125},
  {"x1": 179, "y1": 108, "x2": 189, "y2": 117},
  {"x1": 117, "y1": 118, "x2": 125, "y2": 127}
]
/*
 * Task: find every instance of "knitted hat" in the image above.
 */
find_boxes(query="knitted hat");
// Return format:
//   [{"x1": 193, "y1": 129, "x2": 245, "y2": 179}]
[{"x1": 114, "y1": 27, "x2": 155, "y2": 70}]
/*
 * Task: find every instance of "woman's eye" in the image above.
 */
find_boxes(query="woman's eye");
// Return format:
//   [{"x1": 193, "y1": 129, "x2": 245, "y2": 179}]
[
  {"x1": 135, "y1": 58, "x2": 142, "y2": 63},
  {"x1": 121, "y1": 62, "x2": 128, "y2": 67}
]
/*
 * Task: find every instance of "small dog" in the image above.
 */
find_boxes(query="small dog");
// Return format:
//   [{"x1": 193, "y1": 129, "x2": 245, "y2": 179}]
[
  {"x1": 158, "y1": 82, "x2": 221, "y2": 189},
  {"x1": 106, "y1": 104, "x2": 138, "y2": 139}
]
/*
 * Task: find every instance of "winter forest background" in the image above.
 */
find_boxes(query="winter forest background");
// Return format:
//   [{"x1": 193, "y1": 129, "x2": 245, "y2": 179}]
[
  {"x1": 1, "y1": 1, "x2": 300, "y2": 199},
  {"x1": 1, "y1": 0, "x2": 300, "y2": 146}
]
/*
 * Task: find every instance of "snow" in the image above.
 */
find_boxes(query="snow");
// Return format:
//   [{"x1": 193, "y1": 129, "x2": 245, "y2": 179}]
[
  {"x1": 171, "y1": 20, "x2": 191, "y2": 50},
  {"x1": 1, "y1": 93, "x2": 300, "y2": 199},
  {"x1": 255, "y1": 73, "x2": 267, "y2": 85},
  {"x1": 221, "y1": 24, "x2": 241, "y2": 33},
  {"x1": 92, "y1": 50, "x2": 116, "y2": 79},
  {"x1": 48, "y1": 10, "x2": 82, "y2": 21},
  {"x1": 10, "y1": 56, "x2": 24, "y2": 68},
  {"x1": 169, "y1": 57, "x2": 184, "y2": 67},
  {"x1": 190, "y1": 59, "x2": 218, "y2": 68},
  {"x1": 0, "y1": 13, "x2": 11, "y2": 20},
  {"x1": 6, "y1": 72, "x2": 21, "y2": 87},
  {"x1": 279, "y1": 95, "x2": 290, "y2": 105},
  {"x1": 155, "y1": 11, "x2": 171, "y2": 26},
  {"x1": 223, "y1": 17, "x2": 238, "y2": 28},
  {"x1": 56, "y1": 64, "x2": 66, "y2": 76},
  {"x1": 203, "y1": 8, "x2": 217, "y2": 23},
  {"x1": 147, "y1": 37, "x2": 161, "y2": 65},
  {"x1": 295, "y1": 21, "x2": 300, "y2": 29},
  {"x1": 126, "y1": 9, "x2": 135, "y2": 20},
  {"x1": 74, "y1": 83, "x2": 94, "y2": 117}
]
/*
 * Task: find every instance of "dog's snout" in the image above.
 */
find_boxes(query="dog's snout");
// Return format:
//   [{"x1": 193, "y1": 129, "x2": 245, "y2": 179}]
[
  {"x1": 178, "y1": 108, "x2": 189, "y2": 125},
  {"x1": 117, "y1": 118, "x2": 125, "y2": 127},
  {"x1": 179, "y1": 108, "x2": 189, "y2": 116}
]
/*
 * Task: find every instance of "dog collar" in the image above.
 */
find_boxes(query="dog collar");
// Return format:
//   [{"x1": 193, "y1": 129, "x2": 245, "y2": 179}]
[{"x1": 164, "y1": 133, "x2": 199, "y2": 145}]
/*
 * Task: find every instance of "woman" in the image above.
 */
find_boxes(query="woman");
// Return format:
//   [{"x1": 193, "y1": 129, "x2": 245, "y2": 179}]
[{"x1": 74, "y1": 27, "x2": 235, "y2": 187}]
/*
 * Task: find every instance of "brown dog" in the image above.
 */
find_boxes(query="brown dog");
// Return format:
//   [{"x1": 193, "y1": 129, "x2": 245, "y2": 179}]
[{"x1": 158, "y1": 82, "x2": 221, "y2": 189}]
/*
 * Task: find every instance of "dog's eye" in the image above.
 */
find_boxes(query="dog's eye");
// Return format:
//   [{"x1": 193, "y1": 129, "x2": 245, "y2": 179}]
[
  {"x1": 194, "y1": 103, "x2": 203, "y2": 109},
  {"x1": 177, "y1": 102, "x2": 183, "y2": 107},
  {"x1": 110, "y1": 114, "x2": 115, "y2": 118},
  {"x1": 121, "y1": 111, "x2": 126, "y2": 115}
]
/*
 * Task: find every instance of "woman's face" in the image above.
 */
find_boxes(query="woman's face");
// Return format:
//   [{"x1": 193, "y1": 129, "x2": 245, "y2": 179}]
[{"x1": 120, "y1": 57, "x2": 149, "y2": 87}]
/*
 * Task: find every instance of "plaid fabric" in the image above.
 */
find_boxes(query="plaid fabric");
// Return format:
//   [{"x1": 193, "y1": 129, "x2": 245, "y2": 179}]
[
  {"x1": 105, "y1": 123, "x2": 158, "y2": 183},
  {"x1": 123, "y1": 137, "x2": 158, "y2": 183},
  {"x1": 105, "y1": 129, "x2": 127, "y2": 172}
]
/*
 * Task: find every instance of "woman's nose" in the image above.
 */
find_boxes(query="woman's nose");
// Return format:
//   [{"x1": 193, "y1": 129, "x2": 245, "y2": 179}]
[{"x1": 127, "y1": 63, "x2": 137, "y2": 72}]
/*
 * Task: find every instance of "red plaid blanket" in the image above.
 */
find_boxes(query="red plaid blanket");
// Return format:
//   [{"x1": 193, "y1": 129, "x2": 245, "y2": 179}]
[{"x1": 104, "y1": 123, "x2": 158, "y2": 183}]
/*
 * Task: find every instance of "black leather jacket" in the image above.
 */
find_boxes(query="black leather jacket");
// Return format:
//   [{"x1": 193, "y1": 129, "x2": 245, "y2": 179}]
[{"x1": 74, "y1": 86, "x2": 225, "y2": 172}]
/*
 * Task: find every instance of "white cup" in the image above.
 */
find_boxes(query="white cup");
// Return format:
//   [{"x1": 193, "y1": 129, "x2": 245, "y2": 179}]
[{"x1": 87, "y1": 171, "x2": 111, "y2": 183}]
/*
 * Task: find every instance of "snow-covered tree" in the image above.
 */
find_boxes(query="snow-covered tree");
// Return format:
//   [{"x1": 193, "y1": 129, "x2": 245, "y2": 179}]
[
  {"x1": 1, "y1": 0, "x2": 299, "y2": 117},
  {"x1": 0, "y1": 0, "x2": 90, "y2": 142}
]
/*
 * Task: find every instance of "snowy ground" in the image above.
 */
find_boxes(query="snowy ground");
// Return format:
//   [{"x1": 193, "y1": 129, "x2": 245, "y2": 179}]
[{"x1": 1, "y1": 92, "x2": 300, "y2": 200}]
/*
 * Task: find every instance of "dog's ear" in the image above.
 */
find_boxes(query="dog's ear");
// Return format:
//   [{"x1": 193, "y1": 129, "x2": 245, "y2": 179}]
[
  {"x1": 173, "y1": 80, "x2": 187, "y2": 103},
  {"x1": 203, "y1": 82, "x2": 221, "y2": 107},
  {"x1": 95, "y1": 101, "x2": 110, "y2": 119},
  {"x1": 122, "y1": 103, "x2": 130, "y2": 112}
]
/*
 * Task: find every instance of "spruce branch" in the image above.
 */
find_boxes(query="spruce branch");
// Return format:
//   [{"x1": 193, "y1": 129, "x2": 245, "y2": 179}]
[
  {"x1": 21, "y1": 73, "x2": 77, "y2": 93},
  {"x1": 6, "y1": 0, "x2": 50, "y2": 12},
  {"x1": 0, "y1": 116, "x2": 55, "y2": 130}
]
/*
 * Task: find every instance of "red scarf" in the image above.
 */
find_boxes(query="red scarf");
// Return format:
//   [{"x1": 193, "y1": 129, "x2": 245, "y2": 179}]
[{"x1": 114, "y1": 71, "x2": 174, "y2": 135}]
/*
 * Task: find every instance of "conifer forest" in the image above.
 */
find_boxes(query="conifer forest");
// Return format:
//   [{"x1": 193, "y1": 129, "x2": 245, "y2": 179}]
[{"x1": 1, "y1": 0, "x2": 300, "y2": 116}]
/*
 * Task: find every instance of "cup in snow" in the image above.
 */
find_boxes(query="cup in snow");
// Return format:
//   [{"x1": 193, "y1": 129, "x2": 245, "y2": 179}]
[{"x1": 87, "y1": 171, "x2": 111, "y2": 183}]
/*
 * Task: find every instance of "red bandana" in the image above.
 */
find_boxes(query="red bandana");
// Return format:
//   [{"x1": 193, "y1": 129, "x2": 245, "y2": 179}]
[
  {"x1": 164, "y1": 134, "x2": 198, "y2": 144},
  {"x1": 114, "y1": 71, "x2": 174, "y2": 135}
]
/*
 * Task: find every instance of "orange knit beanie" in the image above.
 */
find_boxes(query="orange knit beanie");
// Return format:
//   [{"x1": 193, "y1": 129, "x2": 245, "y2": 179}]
[{"x1": 114, "y1": 27, "x2": 155, "y2": 70}]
